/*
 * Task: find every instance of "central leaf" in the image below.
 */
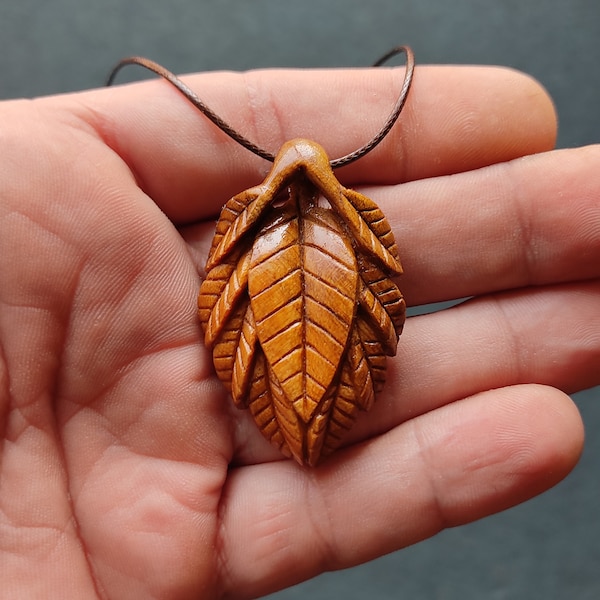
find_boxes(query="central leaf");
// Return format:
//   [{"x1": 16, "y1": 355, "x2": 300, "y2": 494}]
[{"x1": 248, "y1": 196, "x2": 358, "y2": 423}]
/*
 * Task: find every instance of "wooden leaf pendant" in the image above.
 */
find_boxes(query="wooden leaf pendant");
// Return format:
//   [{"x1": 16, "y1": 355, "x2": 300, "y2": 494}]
[{"x1": 198, "y1": 139, "x2": 405, "y2": 466}]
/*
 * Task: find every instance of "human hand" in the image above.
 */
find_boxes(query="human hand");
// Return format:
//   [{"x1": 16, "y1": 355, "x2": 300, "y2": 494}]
[{"x1": 0, "y1": 64, "x2": 597, "y2": 599}]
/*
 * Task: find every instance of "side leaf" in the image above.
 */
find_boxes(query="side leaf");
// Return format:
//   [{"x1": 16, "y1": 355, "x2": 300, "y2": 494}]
[
  {"x1": 357, "y1": 254, "x2": 406, "y2": 336},
  {"x1": 210, "y1": 297, "x2": 249, "y2": 394},
  {"x1": 344, "y1": 187, "x2": 402, "y2": 267},
  {"x1": 305, "y1": 327, "x2": 377, "y2": 465},
  {"x1": 203, "y1": 250, "x2": 251, "y2": 348},
  {"x1": 348, "y1": 327, "x2": 376, "y2": 411},
  {"x1": 231, "y1": 304, "x2": 258, "y2": 406},
  {"x1": 206, "y1": 186, "x2": 277, "y2": 270},
  {"x1": 321, "y1": 187, "x2": 403, "y2": 275},
  {"x1": 356, "y1": 318, "x2": 388, "y2": 393},
  {"x1": 358, "y1": 282, "x2": 399, "y2": 356},
  {"x1": 246, "y1": 351, "x2": 292, "y2": 459},
  {"x1": 316, "y1": 358, "x2": 361, "y2": 464}
]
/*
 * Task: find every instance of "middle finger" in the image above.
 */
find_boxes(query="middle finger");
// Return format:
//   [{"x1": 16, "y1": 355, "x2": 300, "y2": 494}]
[{"x1": 374, "y1": 144, "x2": 600, "y2": 306}]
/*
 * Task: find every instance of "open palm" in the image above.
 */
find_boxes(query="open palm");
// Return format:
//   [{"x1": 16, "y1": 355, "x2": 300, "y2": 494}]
[{"x1": 1, "y1": 64, "x2": 598, "y2": 599}]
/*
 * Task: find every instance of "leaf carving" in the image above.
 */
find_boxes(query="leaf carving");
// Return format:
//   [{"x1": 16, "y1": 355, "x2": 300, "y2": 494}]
[
  {"x1": 198, "y1": 139, "x2": 406, "y2": 466},
  {"x1": 348, "y1": 327, "x2": 376, "y2": 411},
  {"x1": 204, "y1": 250, "x2": 251, "y2": 348},
  {"x1": 343, "y1": 187, "x2": 402, "y2": 269},
  {"x1": 231, "y1": 304, "x2": 258, "y2": 406},
  {"x1": 358, "y1": 255, "x2": 406, "y2": 336},
  {"x1": 246, "y1": 350, "x2": 292, "y2": 457},
  {"x1": 324, "y1": 188, "x2": 403, "y2": 275},
  {"x1": 210, "y1": 298, "x2": 248, "y2": 394},
  {"x1": 207, "y1": 187, "x2": 271, "y2": 270},
  {"x1": 308, "y1": 353, "x2": 362, "y2": 465},
  {"x1": 248, "y1": 194, "x2": 358, "y2": 423},
  {"x1": 358, "y1": 283, "x2": 398, "y2": 356}
]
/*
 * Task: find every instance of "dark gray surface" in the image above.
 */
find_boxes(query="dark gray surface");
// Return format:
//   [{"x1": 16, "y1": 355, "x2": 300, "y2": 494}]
[{"x1": 1, "y1": 1, "x2": 598, "y2": 598}]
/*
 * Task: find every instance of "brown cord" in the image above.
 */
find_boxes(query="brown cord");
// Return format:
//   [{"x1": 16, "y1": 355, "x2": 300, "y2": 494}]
[{"x1": 106, "y1": 46, "x2": 415, "y2": 169}]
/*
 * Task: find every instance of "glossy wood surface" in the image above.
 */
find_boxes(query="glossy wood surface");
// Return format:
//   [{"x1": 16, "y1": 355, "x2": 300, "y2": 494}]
[{"x1": 198, "y1": 140, "x2": 405, "y2": 465}]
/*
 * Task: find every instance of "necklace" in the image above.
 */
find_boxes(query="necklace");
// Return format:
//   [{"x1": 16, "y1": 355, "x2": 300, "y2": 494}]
[{"x1": 108, "y1": 46, "x2": 415, "y2": 466}]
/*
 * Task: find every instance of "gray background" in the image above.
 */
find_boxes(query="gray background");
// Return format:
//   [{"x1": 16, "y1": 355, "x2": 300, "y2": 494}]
[{"x1": 1, "y1": 1, "x2": 598, "y2": 598}]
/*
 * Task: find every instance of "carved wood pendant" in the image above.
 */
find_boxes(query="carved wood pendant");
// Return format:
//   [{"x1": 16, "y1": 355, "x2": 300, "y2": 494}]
[{"x1": 198, "y1": 139, "x2": 405, "y2": 466}]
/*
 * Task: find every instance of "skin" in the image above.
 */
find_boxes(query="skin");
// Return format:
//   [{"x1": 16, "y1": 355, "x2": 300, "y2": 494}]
[{"x1": 0, "y1": 64, "x2": 598, "y2": 599}]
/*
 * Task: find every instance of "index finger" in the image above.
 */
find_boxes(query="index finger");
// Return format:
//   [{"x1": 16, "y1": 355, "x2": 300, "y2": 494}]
[{"x1": 59, "y1": 64, "x2": 556, "y2": 222}]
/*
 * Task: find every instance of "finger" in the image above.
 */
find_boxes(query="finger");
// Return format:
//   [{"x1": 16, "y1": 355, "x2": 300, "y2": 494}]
[
  {"x1": 218, "y1": 385, "x2": 583, "y2": 598},
  {"x1": 228, "y1": 279, "x2": 599, "y2": 465},
  {"x1": 182, "y1": 143, "x2": 600, "y2": 294},
  {"x1": 375, "y1": 144, "x2": 600, "y2": 306},
  {"x1": 343, "y1": 280, "x2": 598, "y2": 449},
  {"x1": 72, "y1": 64, "x2": 555, "y2": 221},
  {"x1": 373, "y1": 280, "x2": 600, "y2": 428}
]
